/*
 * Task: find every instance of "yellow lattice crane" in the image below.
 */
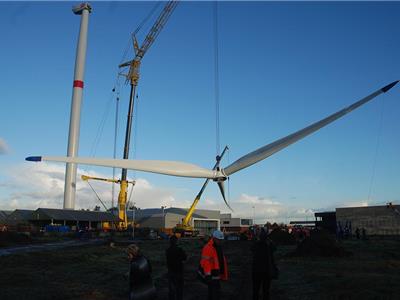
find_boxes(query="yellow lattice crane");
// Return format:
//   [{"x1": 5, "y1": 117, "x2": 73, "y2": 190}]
[
  {"x1": 82, "y1": 1, "x2": 179, "y2": 229},
  {"x1": 116, "y1": 1, "x2": 179, "y2": 229},
  {"x1": 81, "y1": 175, "x2": 135, "y2": 211}
]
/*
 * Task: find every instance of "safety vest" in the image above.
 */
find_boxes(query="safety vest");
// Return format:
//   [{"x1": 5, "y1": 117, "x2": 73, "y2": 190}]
[{"x1": 199, "y1": 238, "x2": 228, "y2": 281}]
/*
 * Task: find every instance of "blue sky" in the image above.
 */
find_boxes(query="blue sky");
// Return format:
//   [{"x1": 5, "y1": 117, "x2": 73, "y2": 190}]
[{"x1": 0, "y1": 1, "x2": 399, "y2": 223}]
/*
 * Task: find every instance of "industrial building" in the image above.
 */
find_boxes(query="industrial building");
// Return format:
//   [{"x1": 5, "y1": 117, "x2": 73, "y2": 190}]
[
  {"x1": 6, "y1": 209, "x2": 35, "y2": 227},
  {"x1": 315, "y1": 211, "x2": 336, "y2": 233},
  {"x1": 2, "y1": 208, "x2": 120, "y2": 231},
  {"x1": 220, "y1": 213, "x2": 253, "y2": 233},
  {"x1": 0, "y1": 210, "x2": 12, "y2": 229},
  {"x1": 314, "y1": 204, "x2": 400, "y2": 237},
  {"x1": 2, "y1": 206, "x2": 254, "y2": 236},
  {"x1": 336, "y1": 204, "x2": 400, "y2": 236},
  {"x1": 30, "y1": 208, "x2": 120, "y2": 230},
  {"x1": 127, "y1": 207, "x2": 222, "y2": 236}
]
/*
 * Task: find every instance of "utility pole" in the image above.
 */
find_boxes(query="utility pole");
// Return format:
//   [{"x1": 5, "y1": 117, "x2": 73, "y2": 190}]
[
  {"x1": 64, "y1": 3, "x2": 92, "y2": 209},
  {"x1": 130, "y1": 203, "x2": 136, "y2": 239},
  {"x1": 161, "y1": 205, "x2": 167, "y2": 231}
]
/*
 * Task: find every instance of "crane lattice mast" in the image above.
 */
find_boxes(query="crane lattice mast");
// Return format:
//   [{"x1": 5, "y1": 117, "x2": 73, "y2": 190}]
[{"x1": 116, "y1": 1, "x2": 179, "y2": 229}]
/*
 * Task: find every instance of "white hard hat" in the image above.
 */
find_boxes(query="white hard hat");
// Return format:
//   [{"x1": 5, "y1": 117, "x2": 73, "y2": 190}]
[{"x1": 212, "y1": 230, "x2": 224, "y2": 240}]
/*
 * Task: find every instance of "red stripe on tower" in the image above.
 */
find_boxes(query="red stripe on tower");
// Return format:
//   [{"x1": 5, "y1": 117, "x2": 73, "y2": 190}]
[{"x1": 73, "y1": 80, "x2": 84, "y2": 88}]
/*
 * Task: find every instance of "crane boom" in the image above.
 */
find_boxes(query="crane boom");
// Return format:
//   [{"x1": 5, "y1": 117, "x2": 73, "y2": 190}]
[
  {"x1": 119, "y1": 1, "x2": 179, "y2": 86},
  {"x1": 136, "y1": 1, "x2": 177, "y2": 59},
  {"x1": 117, "y1": 1, "x2": 179, "y2": 229}
]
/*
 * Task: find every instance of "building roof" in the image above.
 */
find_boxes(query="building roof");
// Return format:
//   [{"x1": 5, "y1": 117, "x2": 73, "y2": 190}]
[
  {"x1": 7, "y1": 209, "x2": 35, "y2": 224},
  {"x1": 128, "y1": 207, "x2": 207, "y2": 219},
  {"x1": 32, "y1": 208, "x2": 121, "y2": 222},
  {"x1": 0, "y1": 210, "x2": 12, "y2": 223},
  {"x1": 166, "y1": 207, "x2": 206, "y2": 219},
  {"x1": 336, "y1": 205, "x2": 399, "y2": 211},
  {"x1": 289, "y1": 221, "x2": 315, "y2": 225},
  {"x1": 315, "y1": 211, "x2": 336, "y2": 217}
]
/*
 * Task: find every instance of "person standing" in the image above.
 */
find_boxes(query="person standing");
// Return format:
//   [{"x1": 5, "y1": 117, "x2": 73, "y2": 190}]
[
  {"x1": 355, "y1": 227, "x2": 360, "y2": 239},
  {"x1": 127, "y1": 244, "x2": 157, "y2": 300},
  {"x1": 362, "y1": 228, "x2": 367, "y2": 240},
  {"x1": 198, "y1": 230, "x2": 228, "y2": 300},
  {"x1": 251, "y1": 229, "x2": 276, "y2": 300},
  {"x1": 166, "y1": 235, "x2": 187, "y2": 300}
]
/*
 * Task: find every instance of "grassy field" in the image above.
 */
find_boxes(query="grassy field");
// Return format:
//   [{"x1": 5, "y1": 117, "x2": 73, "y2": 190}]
[{"x1": 0, "y1": 238, "x2": 399, "y2": 299}]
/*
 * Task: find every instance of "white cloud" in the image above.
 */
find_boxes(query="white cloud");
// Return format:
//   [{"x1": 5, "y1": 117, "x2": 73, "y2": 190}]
[
  {"x1": 0, "y1": 164, "x2": 316, "y2": 224},
  {"x1": 0, "y1": 162, "x2": 185, "y2": 211},
  {"x1": 0, "y1": 138, "x2": 10, "y2": 154},
  {"x1": 236, "y1": 193, "x2": 280, "y2": 205},
  {"x1": 339, "y1": 201, "x2": 369, "y2": 208},
  {"x1": 194, "y1": 193, "x2": 315, "y2": 224}
]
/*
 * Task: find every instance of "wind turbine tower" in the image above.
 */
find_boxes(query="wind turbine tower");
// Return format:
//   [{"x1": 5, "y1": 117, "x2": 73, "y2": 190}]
[{"x1": 64, "y1": 3, "x2": 91, "y2": 209}]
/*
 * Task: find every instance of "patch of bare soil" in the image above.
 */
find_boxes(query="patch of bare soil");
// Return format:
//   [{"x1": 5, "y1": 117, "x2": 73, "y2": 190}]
[
  {"x1": 0, "y1": 232, "x2": 31, "y2": 247},
  {"x1": 292, "y1": 230, "x2": 352, "y2": 257}
]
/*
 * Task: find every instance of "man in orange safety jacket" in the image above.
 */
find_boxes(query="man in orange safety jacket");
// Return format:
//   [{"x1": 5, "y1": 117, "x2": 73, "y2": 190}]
[{"x1": 198, "y1": 230, "x2": 228, "y2": 300}]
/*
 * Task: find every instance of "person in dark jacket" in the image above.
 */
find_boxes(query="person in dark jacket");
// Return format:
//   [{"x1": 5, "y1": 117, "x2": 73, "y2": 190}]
[
  {"x1": 128, "y1": 244, "x2": 157, "y2": 300},
  {"x1": 251, "y1": 229, "x2": 276, "y2": 300},
  {"x1": 166, "y1": 235, "x2": 187, "y2": 300}
]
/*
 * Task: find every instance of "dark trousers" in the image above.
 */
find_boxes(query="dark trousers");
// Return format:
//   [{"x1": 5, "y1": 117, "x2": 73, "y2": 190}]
[
  {"x1": 252, "y1": 273, "x2": 271, "y2": 300},
  {"x1": 207, "y1": 280, "x2": 220, "y2": 300},
  {"x1": 168, "y1": 272, "x2": 183, "y2": 300}
]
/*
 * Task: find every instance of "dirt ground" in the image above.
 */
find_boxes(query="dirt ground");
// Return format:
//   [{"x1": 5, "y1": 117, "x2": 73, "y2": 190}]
[{"x1": 1, "y1": 238, "x2": 400, "y2": 300}]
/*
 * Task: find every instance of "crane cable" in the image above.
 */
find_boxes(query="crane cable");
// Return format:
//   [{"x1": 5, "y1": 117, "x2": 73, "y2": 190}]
[
  {"x1": 133, "y1": 2, "x2": 163, "y2": 36},
  {"x1": 111, "y1": 80, "x2": 122, "y2": 209},
  {"x1": 120, "y1": 2, "x2": 162, "y2": 65},
  {"x1": 227, "y1": 147, "x2": 231, "y2": 203},
  {"x1": 89, "y1": 74, "x2": 123, "y2": 158},
  {"x1": 214, "y1": 1, "x2": 221, "y2": 156},
  {"x1": 83, "y1": 3, "x2": 160, "y2": 209},
  {"x1": 213, "y1": 3, "x2": 231, "y2": 207},
  {"x1": 80, "y1": 73, "x2": 124, "y2": 211},
  {"x1": 127, "y1": 181, "x2": 135, "y2": 209},
  {"x1": 131, "y1": 91, "x2": 140, "y2": 179},
  {"x1": 367, "y1": 97, "x2": 385, "y2": 202},
  {"x1": 86, "y1": 180, "x2": 109, "y2": 211}
]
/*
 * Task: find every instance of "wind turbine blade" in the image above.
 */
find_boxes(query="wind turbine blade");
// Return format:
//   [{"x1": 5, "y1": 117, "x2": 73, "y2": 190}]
[
  {"x1": 224, "y1": 81, "x2": 399, "y2": 176},
  {"x1": 217, "y1": 180, "x2": 233, "y2": 211},
  {"x1": 26, "y1": 156, "x2": 217, "y2": 179}
]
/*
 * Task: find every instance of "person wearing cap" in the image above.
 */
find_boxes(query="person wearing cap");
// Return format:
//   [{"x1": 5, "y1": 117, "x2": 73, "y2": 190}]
[
  {"x1": 198, "y1": 229, "x2": 228, "y2": 300},
  {"x1": 166, "y1": 235, "x2": 187, "y2": 300}
]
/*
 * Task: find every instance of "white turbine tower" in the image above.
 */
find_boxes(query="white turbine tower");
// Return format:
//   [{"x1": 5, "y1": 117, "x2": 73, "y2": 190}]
[{"x1": 64, "y1": 3, "x2": 92, "y2": 209}]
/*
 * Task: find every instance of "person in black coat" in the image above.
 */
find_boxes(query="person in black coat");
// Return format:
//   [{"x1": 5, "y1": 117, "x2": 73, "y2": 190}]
[
  {"x1": 251, "y1": 229, "x2": 276, "y2": 300},
  {"x1": 128, "y1": 244, "x2": 157, "y2": 300},
  {"x1": 166, "y1": 235, "x2": 187, "y2": 300}
]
